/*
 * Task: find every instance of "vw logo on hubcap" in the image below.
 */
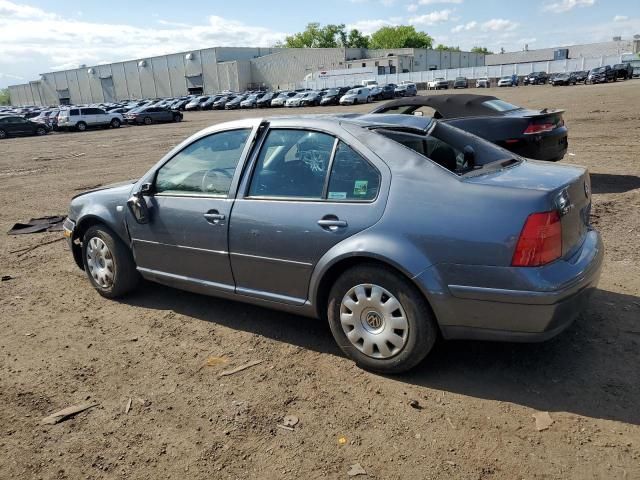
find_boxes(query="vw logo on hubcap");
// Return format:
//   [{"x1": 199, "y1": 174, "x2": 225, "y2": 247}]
[{"x1": 365, "y1": 311, "x2": 383, "y2": 330}]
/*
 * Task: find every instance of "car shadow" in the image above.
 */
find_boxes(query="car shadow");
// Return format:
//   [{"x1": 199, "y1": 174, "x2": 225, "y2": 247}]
[
  {"x1": 124, "y1": 282, "x2": 341, "y2": 357},
  {"x1": 394, "y1": 288, "x2": 640, "y2": 425},
  {"x1": 123, "y1": 285, "x2": 640, "y2": 425},
  {"x1": 590, "y1": 173, "x2": 640, "y2": 194}
]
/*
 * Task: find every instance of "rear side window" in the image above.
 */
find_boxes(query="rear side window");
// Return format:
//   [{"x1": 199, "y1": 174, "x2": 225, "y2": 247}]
[
  {"x1": 70, "y1": 109, "x2": 79, "y2": 116},
  {"x1": 248, "y1": 129, "x2": 335, "y2": 199},
  {"x1": 327, "y1": 142, "x2": 380, "y2": 201}
]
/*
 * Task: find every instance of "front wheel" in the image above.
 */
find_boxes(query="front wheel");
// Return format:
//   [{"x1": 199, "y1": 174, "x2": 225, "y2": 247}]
[
  {"x1": 36, "y1": 127, "x2": 47, "y2": 136},
  {"x1": 76, "y1": 122, "x2": 87, "y2": 132},
  {"x1": 110, "y1": 118, "x2": 121, "y2": 128},
  {"x1": 173, "y1": 114, "x2": 182, "y2": 122},
  {"x1": 327, "y1": 264, "x2": 438, "y2": 374},
  {"x1": 82, "y1": 225, "x2": 139, "y2": 298},
  {"x1": 143, "y1": 116, "x2": 152, "y2": 125},
  {"x1": 0, "y1": 129, "x2": 7, "y2": 139}
]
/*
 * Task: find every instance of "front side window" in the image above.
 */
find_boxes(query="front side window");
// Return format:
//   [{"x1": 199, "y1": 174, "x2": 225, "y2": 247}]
[
  {"x1": 327, "y1": 142, "x2": 380, "y2": 201},
  {"x1": 155, "y1": 128, "x2": 251, "y2": 196},
  {"x1": 248, "y1": 129, "x2": 335, "y2": 199}
]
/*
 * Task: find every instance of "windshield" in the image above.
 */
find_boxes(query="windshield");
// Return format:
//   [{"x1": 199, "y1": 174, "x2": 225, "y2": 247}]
[
  {"x1": 346, "y1": 89, "x2": 360, "y2": 95},
  {"x1": 456, "y1": 77, "x2": 465, "y2": 81},
  {"x1": 482, "y1": 99, "x2": 520, "y2": 112},
  {"x1": 501, "y1": 76, "x2": 511, "y2": 80},
  {"x1": 592, "y1": 67, "x2": 605, "y2": 73},
  {"x1": 277, "y1": 92, "x2": 290, "y2": 98},
  {"x1": 326, "y1": 89, "x2": 339, "y2": 95},
  {"x1": 246, "y1": 94, "x2": 258, "y2": 101}
]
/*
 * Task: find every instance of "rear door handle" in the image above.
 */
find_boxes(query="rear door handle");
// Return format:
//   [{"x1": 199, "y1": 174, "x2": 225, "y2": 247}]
[
  {"x1": 204, "y1": 210, "x2": 225, "y2": 224},
  {"x1": 317, "y1": 218, "x2": 348, "y2": 231}
]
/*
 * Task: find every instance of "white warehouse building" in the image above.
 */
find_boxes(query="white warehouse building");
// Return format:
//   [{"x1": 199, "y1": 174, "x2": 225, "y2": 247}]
[{"x1": 8, "y1": 46, "x2": 485, "y2": 106}]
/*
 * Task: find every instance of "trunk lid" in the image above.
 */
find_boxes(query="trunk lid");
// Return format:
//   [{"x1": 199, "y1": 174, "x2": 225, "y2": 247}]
[{"x1": 465, "y1": 160, "x2": 592, "y2": 257}]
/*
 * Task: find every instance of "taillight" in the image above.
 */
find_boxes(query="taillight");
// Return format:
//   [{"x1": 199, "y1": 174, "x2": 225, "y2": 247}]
[
  {"x1": 523, "y1": 123, "x2": 555, "y2": 135},
  {"x1": 512, "y1": 211, "x2": 562, "y2": 267}
]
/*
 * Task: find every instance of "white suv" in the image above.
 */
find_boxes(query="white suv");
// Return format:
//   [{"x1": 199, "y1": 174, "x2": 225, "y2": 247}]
[{"x1": 57, "y1": 107, "x2": 124, "y2": 131}]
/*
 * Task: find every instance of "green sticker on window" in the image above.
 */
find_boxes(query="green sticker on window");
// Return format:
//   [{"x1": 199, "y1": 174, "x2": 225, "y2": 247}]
[{"x1": 353, "y1": 180, "x2": 368, "y2": 196}]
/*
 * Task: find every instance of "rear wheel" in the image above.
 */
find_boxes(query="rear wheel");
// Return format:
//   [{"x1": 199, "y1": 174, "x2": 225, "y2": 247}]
[
  {"x1": 76, "y1": 122, "x2": 87, "y2": 132},
  {"x1": 82, "y1": 225, "x2": 139, "y2": 298},
  {"x1": 327, "y1": 264, "x2": 438, "y2": 374},
  {"x1": 173, "y1": 114, "x2": 182, "y2": 122},
  {"x1": 0, "y1": 129, "x2": 7, "y2": 139},
  {"x1": 35, "y1": 127, "x2": 47, "y2": 136},
  {"x1": 110, "y1": 118, "x2": 121, "y2": 128}
]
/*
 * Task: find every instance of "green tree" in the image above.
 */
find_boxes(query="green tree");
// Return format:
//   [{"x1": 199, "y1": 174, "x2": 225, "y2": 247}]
[
  {"x1": 470, "y1": 46, "x2": 493, "y2": 55},
  {"x1": 0, "y1": 88, "x2": 10, "y2": 105},
  {"x1": 369, "y1": 26, "x2": 433, "y2": 49},
  {"x1": 435, "y1": 44, "x2": 461, "y2": 51},
  {"x1": 278, "y1": 23, "x2": 370, "y2": 49},
  {"x1": 345, "y1": 29, "x2": 370, "y2": 48}
]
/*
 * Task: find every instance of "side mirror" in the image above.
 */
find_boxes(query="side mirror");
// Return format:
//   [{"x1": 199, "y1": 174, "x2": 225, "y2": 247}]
[
  {"x1": 463, "y1": 146, "x2": 476, "y2": 167},
  {"x1": 127, "y1": 183, "x2": 152, "y2": 224}
]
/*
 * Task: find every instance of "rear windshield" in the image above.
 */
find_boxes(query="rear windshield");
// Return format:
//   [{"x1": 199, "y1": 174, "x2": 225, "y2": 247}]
[
  {"x1": 482, "y1": 99, "x2": 520, "y2": 112},
  {"x1": 375, "y1": 122, "x2": 518, "y2": 176}
]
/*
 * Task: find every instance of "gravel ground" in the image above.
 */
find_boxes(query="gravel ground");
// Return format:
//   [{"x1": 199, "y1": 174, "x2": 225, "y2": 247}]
[{"x1": 1, "y1": 81, "x2": 639, "y2": 480}]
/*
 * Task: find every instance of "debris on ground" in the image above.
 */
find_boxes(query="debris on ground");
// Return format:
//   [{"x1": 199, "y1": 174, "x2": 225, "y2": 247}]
[
  {"x1": 533, "y1": 411, "x2": 554, "y2": 431},
  {"x1": 1, "y1": 275, "x2": 13, "y2": 281},
  {"x1": 347, "y1": 463, "x2": 367, "y2": 476},
  {"x1": 8, "y1": 216, "x2": 66, "y2": 235},
  {"x1": 125, "y1": 398, "x2": 132, "y2": 414},
  {"x1": 41, "y1": 402, "x2": 98, "y2": 425},
  {"x1": 196, "y1": 355, "x2": 229, "y2": 372},
  {"x1": 10, "y1": 237, "x2": 65, "y2": 257},
  {"x1": 277, "y1": 424, "x2": 294, "y2": 432},
  {"x1": 338, "y1": 436, "x2": 348, "y2": 445},
  {"x1": 218, "y1": 359, "x2": 262, "y2": 377},
  {"x1": 409, "y1": 399, "x2": 423, "y2": 410},
  {"x1": 282, "y1": 415, "x2": 299, "y2": 427}
]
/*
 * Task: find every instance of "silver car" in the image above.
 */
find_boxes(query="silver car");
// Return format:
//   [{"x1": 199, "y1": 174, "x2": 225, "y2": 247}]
[{"x1": 64, "y1": 114, "x2": 603, "y2": 374}]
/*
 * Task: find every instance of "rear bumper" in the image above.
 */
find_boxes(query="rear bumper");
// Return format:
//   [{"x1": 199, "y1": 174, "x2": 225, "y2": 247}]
[
  {"x1": 506, "y1": 127, "x2": 568, "y2": 161},
  {"x1": 418, "y1": 229, "x2": 604, "y2": 342}
]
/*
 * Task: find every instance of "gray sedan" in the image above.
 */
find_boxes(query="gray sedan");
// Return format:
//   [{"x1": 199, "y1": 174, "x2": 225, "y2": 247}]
[{"x1": 63, "y1": 114, "x2": 603, "y2": 373}]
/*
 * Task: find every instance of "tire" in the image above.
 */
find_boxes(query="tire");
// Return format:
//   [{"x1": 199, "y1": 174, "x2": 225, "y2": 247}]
[
  {"x1": 76, "y1": 122, "x2": 87, "y2": 132},
  {"x1": 82, "y1": 225, "x2": 139, "y2": 299},
  {"x1": 327, "y1": 264, "x2": 438, "y2": 374},
  {"x1": 110, "y1": 118, "x2": 121, "y2": 128},
  {"x1": 35, "y1": 127, "x2": 47, "y2": 136},
  {"x1": 0, "y1": 129, "x2": 7, "y2": 139},
  {"x1": 143, "y1": 116, "x2": 152, "y2": 125},
  {"x1": 173, "y1": 114, "x2": 182, "y2": 122}
]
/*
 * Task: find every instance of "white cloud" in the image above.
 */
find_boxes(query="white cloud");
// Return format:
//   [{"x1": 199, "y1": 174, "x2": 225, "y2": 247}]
[
  {"x1": 346, "y1": 19, "x2": 398, "y2": 35},
  {"x1": 408, "y1": 9, "x2": 454, "y2": 26},
  {"x1": 613, "y1": 15, "x2": 628, "y2": 22},
  {"x1": 417, "y1": 0, "x2": 462, "y2": 4},
  {"x1": 542, "y1": 0, "x2": 595, "y2": 14},
  {"x1": 451, "y1": 21, "x2": 476, "y2": 33},
  {"x1": 0, "y1": 0, "x2": 287, "y2": 87},
  {"x1": 481, "y1": 18, "x2": 519, "y2": 31},
  {"x1": 407, "y1": 3, "x2": 418, "y2": 12}
]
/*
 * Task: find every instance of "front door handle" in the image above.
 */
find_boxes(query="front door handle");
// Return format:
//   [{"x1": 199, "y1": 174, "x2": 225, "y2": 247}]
[
  {"x1": 318, "y1": 216, "x2": 348, "y2": 231},
  {"x1": 204, "y1": 210, "x2": 225, "y2": 224}
]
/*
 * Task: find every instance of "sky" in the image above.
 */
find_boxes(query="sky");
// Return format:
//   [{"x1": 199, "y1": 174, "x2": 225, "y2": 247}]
[{"x1": 0, "y1": 0, "x2": 639, "y2": 87}]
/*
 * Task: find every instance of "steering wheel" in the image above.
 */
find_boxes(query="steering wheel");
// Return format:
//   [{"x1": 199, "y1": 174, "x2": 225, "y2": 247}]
[
  {"x1": 201, "y1": 168, "x2": 232, "y2": 194},
  {"x1": 299, "y1": 149, "x2": 328, "y2": 174}
]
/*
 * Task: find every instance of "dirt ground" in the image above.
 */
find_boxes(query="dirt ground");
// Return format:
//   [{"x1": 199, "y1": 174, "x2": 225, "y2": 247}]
[{"x1": 1, "y1": 81, "x2": 639, "y2": 480}]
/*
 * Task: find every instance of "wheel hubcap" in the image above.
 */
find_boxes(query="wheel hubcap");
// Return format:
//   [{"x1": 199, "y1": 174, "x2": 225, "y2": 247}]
[
  {"x1": 86, "y1": 237, "x2": 114, "y2": 288},
  {"x1": 340, "y1": 284, "x2": 409, "y2": 359}
]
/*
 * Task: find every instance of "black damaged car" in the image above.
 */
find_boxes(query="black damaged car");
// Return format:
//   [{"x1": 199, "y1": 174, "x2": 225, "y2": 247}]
[
  {"x1": 370, "y1": 94, "x2": 568, "y2": 162},
  {"x1": 0, "y1": 115, "x2": 51, "y2": 139}
]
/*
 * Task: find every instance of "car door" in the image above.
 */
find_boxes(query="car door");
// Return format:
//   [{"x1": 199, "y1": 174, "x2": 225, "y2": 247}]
[
  {"x1": 3, "y1": 117, "x2": 28, "y2": 135},
  {"x1": 79, "y1": 108, "x2": 94, "y2": 126},
  {"x1": 127, "y1": 127, "x2": 255, "y2": 292},
  {"x1": 229, "y1": 127, "x2": 388, "y2": 305}
]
